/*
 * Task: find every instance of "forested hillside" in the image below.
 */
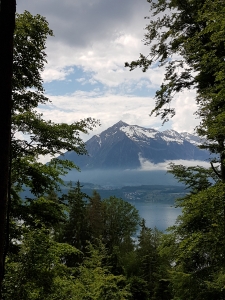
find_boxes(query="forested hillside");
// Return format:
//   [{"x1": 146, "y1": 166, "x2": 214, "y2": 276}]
[{"x1": 1, "y1": 0, "x2": 225, "y2": 299}]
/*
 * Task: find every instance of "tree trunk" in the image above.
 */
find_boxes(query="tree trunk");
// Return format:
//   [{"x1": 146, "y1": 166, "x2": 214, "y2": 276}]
[{"x1": 0, "y1": 0, "x2": 16, "y2": 296}]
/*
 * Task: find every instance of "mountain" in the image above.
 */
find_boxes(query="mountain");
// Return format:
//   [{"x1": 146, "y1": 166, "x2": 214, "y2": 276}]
[{"x1": 62, "y1": 121, "x2": 209, "y2": 170}]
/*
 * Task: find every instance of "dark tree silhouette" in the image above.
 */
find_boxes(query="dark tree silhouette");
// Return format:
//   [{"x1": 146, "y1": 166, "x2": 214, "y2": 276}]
[{"x1": 0, "y1": 0, "x2": 16, "y2": 295}]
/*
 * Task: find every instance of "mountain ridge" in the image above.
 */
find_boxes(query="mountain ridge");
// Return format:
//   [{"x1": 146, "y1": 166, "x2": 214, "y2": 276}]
[{"x1": 62, "y1": 121, "x2": 209, "y2": 170}]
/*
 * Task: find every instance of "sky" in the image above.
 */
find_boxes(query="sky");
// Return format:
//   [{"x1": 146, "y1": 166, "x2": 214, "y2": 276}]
[{"x1": 17, "y1": 0, "x2": 200, "y2": 142}]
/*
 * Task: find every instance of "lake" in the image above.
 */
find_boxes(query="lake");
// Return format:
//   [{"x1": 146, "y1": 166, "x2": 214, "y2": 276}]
[
  {"x1": 126, "y1": 200, "x2": 182, "y2": 232},
  {"x1": 64, "y1": 169, "x2": 183, "y2": 231}
]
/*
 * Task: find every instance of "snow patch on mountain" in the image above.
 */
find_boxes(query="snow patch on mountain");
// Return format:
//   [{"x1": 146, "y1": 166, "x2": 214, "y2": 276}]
[
  {"x1": 96, "y1": 135, "x2": 102, "y2": 147},
  {"x1": 180, "y1": 132, "x2": 204, "y2": 146},
  {"x1": 120, "y1": 125, "x2": 157, "y2": 140},
  {"x1": 161, "y1": 136, "x2": 183, "y2": 144},
  {"x1": 98, "y1": 121, "x2": 204, "y2": 147},
  {"x1": 160, "y1": 130, "x2": 184, "y2": 144}
]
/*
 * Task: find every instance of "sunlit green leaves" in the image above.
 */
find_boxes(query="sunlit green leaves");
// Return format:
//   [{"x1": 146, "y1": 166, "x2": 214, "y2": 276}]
[{"x1": 3, "y1": 227, "x2": 80, "y2": 300}]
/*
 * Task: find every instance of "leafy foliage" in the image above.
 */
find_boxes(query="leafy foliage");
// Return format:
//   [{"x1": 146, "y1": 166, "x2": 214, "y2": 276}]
[
  {"x1": 73, "y1": 242, "x2": 131, "y2": 300},
  {"x1": 167, "y1": 163, "x2": 218, "y2": 194},
  {"x1": 125, "y1": 0, "x2": 225, "y2": 182},
  {"x1": 126, "y1": 0, "x2": 225, "y2": 123},
  {"x1": 125, "y1": 1, "x2": 225, "y2": 298},
  {"x1": 101, "y1": 196, "x2": 140, "y2": 251},
  {"x1": 12, "y1": 11, "x2": 99, "y2": 196},
  {"x1": 165, "y1": 183, "x2": 225, "y2": 299},
  {"x1": 3, "y1": 226, "x2": 80, "y2": 300}
]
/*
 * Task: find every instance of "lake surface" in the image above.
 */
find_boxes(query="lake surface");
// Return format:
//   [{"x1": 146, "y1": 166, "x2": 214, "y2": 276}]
[{"x1": 127, "y1": 200, "x2": 182, "y2": 232}]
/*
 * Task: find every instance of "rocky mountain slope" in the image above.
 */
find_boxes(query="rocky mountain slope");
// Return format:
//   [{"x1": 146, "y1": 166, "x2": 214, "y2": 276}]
[{"x1": 62, "y1": 121, "x2": 209, "y2": 170}]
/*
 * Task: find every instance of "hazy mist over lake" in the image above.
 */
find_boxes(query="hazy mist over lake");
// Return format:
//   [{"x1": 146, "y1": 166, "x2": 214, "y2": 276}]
[{"x1": 65, "y1": 169, "x2": 181, "y2": 187}]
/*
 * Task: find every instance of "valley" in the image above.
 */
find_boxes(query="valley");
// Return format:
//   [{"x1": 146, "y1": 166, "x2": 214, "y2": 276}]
[
  {"x1": 62, "y1": 182, "x2": 187, "y2": 205},
  {"x1": 59, "y1": 182, "x2": 184, "y2": 231}
]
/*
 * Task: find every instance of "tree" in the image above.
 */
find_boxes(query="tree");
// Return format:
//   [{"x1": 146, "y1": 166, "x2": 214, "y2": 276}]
[
  {"x1": 128, "y1": 276, "x2": 149, "y2": 300},
  {"x1": 126, "y1": 4, "x2": 225, "y2": 295},
  {"x1": 165, "y1": 183, "x2": 225, "y2": 299},
  {"x1": 134, "y1": 220, "x2": 171, "y2": 300},
  {"x1": 126, "y1": 0, "x2": 224, "y2": 118},
  {"x1": 0, "y1": 0, "x2": 16, "y2": 294},
  {"x1": 73, "y1": 242, "x2": 131, "y2": 300},
  {"x1": 12, "y1": 12, "x2": 98, "y2": 196},
  {"x1": 3, "y1": 226, "x2": 81, "y2": 300},
  {"x1": 125, "y1": 0, "x2": 225, "y2": 180},
  {"x1": 4, "y1": 234, "x2": 131, "y2": 300},
  {"x1": 1, "y1": 10, "x2": 98, "y2": 294},
  {"x1": 167, "y1": 163, "x2": 219, "y2": 194},
  {"x1": 86, "y1": 191, "x2": 104, "y2": 242},
  {"x1": 60, "y1": 182, "x2": 91, "y2": 255},
  {"x1": 163, "y1": 158, "x2": 225, "y2": 298},
  {"x1": 136, "y1": 220, "x2": 159, "y2": 296},
  {"x1": 101, "y1": 196, "x2": 140, "y2": 252},
  {"x1": 8, "y1": 10, "x2": 98, "y2": 249}
]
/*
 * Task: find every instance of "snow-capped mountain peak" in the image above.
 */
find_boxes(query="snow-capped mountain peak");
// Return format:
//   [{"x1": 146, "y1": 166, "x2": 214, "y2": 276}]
[
  {"x1": 62, "y1": 121, "x2": 209, "y2": 170},
  {"x1": 96, "y1": 122, "x2": 205, "y2": 148}
]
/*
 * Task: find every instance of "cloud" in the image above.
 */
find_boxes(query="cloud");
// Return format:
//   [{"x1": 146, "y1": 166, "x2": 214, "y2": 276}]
[
  {"x1": 17, "y1": 0, "x2": 149, "y2": 48},
  {"x1": 171, "y1": 89, "x2": 199, "y2": 133},
  {"x1": 42, "y1": 66, "x2": 74, "y2": 82},
  {"x1": 76, "y1": 78, "x2": 86, "y2": 83},
  {"x1": 17, "y1": 0, "x2": 201, "y2": 136},
  {"x1": 37, "y1": 91, "x2": 166, "y2": 139},
  {"x1": 17, "y1": 0, "x2": 160, "y2": 88},
  {"x1": 40, "y1": 35, "x2": 160, "y2": 87},
  {"x1": 139, "y1": 156, "x2": 210, "y2": 171},
  {"x1": 36, "y1": 86, "x2": 200, "y2": 141}
]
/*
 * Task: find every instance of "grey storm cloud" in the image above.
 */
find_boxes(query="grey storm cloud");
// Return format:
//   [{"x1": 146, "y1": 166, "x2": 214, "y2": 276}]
[{"x1": 17, "y1": 0, "x2": 150, "y2": 48}]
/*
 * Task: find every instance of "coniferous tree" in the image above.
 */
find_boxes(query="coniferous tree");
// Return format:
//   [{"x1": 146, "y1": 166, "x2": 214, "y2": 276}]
[
  {"x1": 61, "y1": 182, "x2": 90, "y2": 253},
  {"x1": 137, "y1": 220, "x2": 170, "y2": 299},
  {"x1": 86, "y1": 190, "x2": 104, "y2": 242}
]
